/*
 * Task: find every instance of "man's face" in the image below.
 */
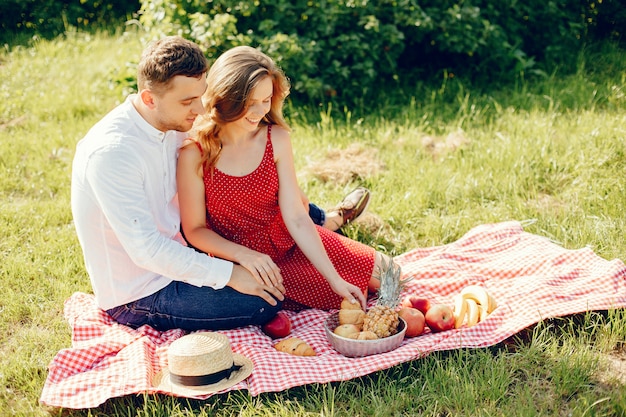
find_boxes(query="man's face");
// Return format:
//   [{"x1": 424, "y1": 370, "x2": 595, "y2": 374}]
[{"x1": 151, "y1": 74, "x2": 207, "y2": 132}]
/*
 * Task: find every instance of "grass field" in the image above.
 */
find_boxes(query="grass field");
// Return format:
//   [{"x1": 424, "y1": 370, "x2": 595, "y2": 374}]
[{"x1": 1, "y1": 30, "x2": 626, "y2": 416}]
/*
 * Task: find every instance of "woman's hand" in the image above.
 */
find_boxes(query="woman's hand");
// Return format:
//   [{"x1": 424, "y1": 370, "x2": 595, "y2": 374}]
[
  {"x1": 327, "y1": 277, "x2": 367, "y2": 310},
  {"x1": 227, "y1": 265, "x2": 285, "y2": 305},
  {"x1": 236, "y1": 248, "x2": 285, "y2": 293}
]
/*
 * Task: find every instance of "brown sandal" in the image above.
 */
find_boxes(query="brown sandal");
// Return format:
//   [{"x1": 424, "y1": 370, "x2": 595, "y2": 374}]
[{"x1": 330, "y1": 187, "x2": 370, "y2": 227}]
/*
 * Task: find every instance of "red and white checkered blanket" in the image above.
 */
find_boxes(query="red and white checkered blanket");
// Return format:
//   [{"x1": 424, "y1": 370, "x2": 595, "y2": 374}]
[{"x1": 40, "y1": 221, "x2": 626, "y2": 409}]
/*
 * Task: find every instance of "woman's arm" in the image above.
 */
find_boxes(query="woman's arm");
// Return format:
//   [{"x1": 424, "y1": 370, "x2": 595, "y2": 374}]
[
  {"x1": 176, "y1": 142, "x2": 284, "y2": 290},
  {"x1": 271, "y1": 127, "x2": 367, "y2": 309},
  {"x1": 298, "y1": 186, "x2": 310, "y2": 209}
]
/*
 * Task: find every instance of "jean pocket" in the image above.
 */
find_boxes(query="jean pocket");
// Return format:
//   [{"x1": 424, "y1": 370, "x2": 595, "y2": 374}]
[{"x1": 106, "y1": 304, "x2": 128, "y2": 321}]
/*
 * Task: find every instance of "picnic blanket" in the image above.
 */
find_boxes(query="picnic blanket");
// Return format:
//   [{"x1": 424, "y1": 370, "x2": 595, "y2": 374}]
[{"x1": 40, "y1": 221, "x2": 626, "y2": 409}]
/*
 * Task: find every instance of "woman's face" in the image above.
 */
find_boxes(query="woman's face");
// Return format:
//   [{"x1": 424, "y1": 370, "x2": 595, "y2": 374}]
[{"x1": 233, "y1": 76, "x2": 273, "y2": 131}]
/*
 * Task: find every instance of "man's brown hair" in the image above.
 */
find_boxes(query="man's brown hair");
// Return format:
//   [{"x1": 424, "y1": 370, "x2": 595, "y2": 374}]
[{"x1": 137, "y1": 36, "x2": 208, "y2": 94}]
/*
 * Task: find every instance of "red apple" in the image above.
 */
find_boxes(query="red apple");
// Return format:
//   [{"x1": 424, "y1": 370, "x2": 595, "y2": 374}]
[
  {"x1": 262, "y1": 311, "x2": 292, "y2": 338},
  {"x1": 406, "y1": 295, "x2": 431, "y2": 315},
  {"x1": 398, "y1": 307, "x2": 426, "y2": 337},
  {"x1": 424, "y1": 304, "x2": 455, "y2": 332}
]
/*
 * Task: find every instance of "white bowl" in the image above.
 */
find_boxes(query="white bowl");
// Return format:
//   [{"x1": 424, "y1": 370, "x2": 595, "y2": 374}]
[{"x1": 324, "y1": 311, "x2": 406, "y2": 357}]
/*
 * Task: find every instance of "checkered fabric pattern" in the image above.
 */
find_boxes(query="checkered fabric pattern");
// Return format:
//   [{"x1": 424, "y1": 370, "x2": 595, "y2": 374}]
[{"x1": 40, "y1": 221, "x2": 626, "y2": 409}]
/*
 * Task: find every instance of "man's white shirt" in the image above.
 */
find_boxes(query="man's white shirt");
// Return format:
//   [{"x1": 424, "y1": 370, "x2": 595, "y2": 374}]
[{"x1": 71, "y1": 95, "x2": 232, "y2": 310}]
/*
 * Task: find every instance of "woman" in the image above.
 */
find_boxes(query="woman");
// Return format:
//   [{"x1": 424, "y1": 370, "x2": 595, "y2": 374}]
[{"x1": 177, "y1": 46, "x2": 388, "y2": 310}]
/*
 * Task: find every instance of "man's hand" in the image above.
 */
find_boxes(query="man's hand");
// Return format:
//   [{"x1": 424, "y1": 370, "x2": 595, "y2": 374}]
[{"x1": 226, "y1": 265, "x2": 285, "y2": 306}]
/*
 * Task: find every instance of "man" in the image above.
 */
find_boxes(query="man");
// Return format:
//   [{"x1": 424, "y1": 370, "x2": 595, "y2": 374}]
[{"x1": 71, "y1": 36, "x2": 369, "y2": 331}]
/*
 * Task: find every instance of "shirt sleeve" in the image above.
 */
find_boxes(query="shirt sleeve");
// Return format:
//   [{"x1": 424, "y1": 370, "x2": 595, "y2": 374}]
[{"x1": 85, "y1": 146, "x2": 232, "y2": 289}]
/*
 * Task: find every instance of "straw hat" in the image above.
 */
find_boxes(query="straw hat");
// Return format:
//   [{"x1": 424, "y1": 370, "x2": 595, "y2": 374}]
[{"x1": 152, "y1": 332, "x2": 253, "y2": 397}]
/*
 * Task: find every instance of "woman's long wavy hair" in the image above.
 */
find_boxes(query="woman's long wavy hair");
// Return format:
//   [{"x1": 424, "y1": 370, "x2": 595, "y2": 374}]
[{"x1": 192, "y1": 45, "x2": 291, "y2": 175}]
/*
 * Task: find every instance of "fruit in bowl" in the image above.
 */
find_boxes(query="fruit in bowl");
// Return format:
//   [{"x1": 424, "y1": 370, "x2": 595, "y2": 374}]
[
  {"x1": 325, "y1": 256, "x2": 410, "y2": 357},
  {"x1": 361, "y1": 256, "x2": 408, "y2": 338},
  {"x1": 324, "y1": 312, "x2": 407, "y2": 357}
]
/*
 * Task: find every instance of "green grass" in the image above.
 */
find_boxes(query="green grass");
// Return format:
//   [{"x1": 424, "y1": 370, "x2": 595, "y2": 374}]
[{"x1": 1, "y1": 30, "x2": 625, "y2": 416}]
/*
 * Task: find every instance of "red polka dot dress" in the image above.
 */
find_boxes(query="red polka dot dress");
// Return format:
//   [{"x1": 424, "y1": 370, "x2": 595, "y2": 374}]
[{"x1": 201, "y1": 125, "x2": 375, "y2": 310}]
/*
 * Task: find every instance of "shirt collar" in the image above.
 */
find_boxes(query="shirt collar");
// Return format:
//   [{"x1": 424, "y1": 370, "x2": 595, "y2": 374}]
[{"x1": 126, "y1": 94, "x2": 168, "y2": 143}]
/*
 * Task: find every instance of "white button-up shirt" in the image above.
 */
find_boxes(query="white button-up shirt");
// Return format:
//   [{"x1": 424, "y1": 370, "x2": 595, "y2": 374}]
[{"x1": 71, "y1": 95, "x2": 232, "y2": 310}]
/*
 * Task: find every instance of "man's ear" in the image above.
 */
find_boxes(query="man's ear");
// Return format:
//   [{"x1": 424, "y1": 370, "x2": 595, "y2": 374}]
[{"x1": 139, "y1": 89, "x2": 156, "y2": 109}]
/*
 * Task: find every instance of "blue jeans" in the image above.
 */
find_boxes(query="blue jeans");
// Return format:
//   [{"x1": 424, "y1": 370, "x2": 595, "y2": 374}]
[
  {"x1": 107, "y1": 280, "x2": 282, "y2": 331},
  {"x1": 107, "y1": 203, "x2": 326, "y2": 331},
  {"x1": 309, "y1": 203, "x2": 325, "y2": 226}
]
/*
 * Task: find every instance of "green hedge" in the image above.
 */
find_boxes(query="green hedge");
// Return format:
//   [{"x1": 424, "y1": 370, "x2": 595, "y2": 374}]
[
  {"x1": 3, "y1": 0, "x2": 622, "y2": 108},
  {"x1": 135, "y1": 0, "x2": 623, "y2": 107},
  {"x1": 0, "y1": 0, "x2": 138, "y2": 43}
]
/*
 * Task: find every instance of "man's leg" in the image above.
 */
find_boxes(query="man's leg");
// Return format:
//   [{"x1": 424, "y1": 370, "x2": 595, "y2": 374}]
[
  {"x1": 313, "y1": 187, "x2": 370, "y2": 232},
  {"x1": 107, "y1": 281, "x2": 282, "y2": 331},
  {"x1": 308, "y1": 203, "x2": 326, "y2": 226}
]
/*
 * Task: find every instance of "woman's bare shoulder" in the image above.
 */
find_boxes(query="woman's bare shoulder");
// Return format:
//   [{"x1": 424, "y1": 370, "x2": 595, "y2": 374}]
[
  {"x1": 179, "y1": 139, "x2": 202, "y2": 160},
  {"x1": 268, "y1": 124, "x2": 291, "y2": 142}
]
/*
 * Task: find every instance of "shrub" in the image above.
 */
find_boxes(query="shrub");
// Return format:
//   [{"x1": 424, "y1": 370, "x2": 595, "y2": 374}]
[
  {"x1": 5, "y1": 0, "x2": 620, "y2": 109},
  {"x1": 136, "y1": 0, "x2": 408, "y2": 104},
  {"x1": 0, "y1": 0, "x2": 138, "y2": 44},
  {"x1": 135, "y1": 0, "x2": 621, "y2": 107}
]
